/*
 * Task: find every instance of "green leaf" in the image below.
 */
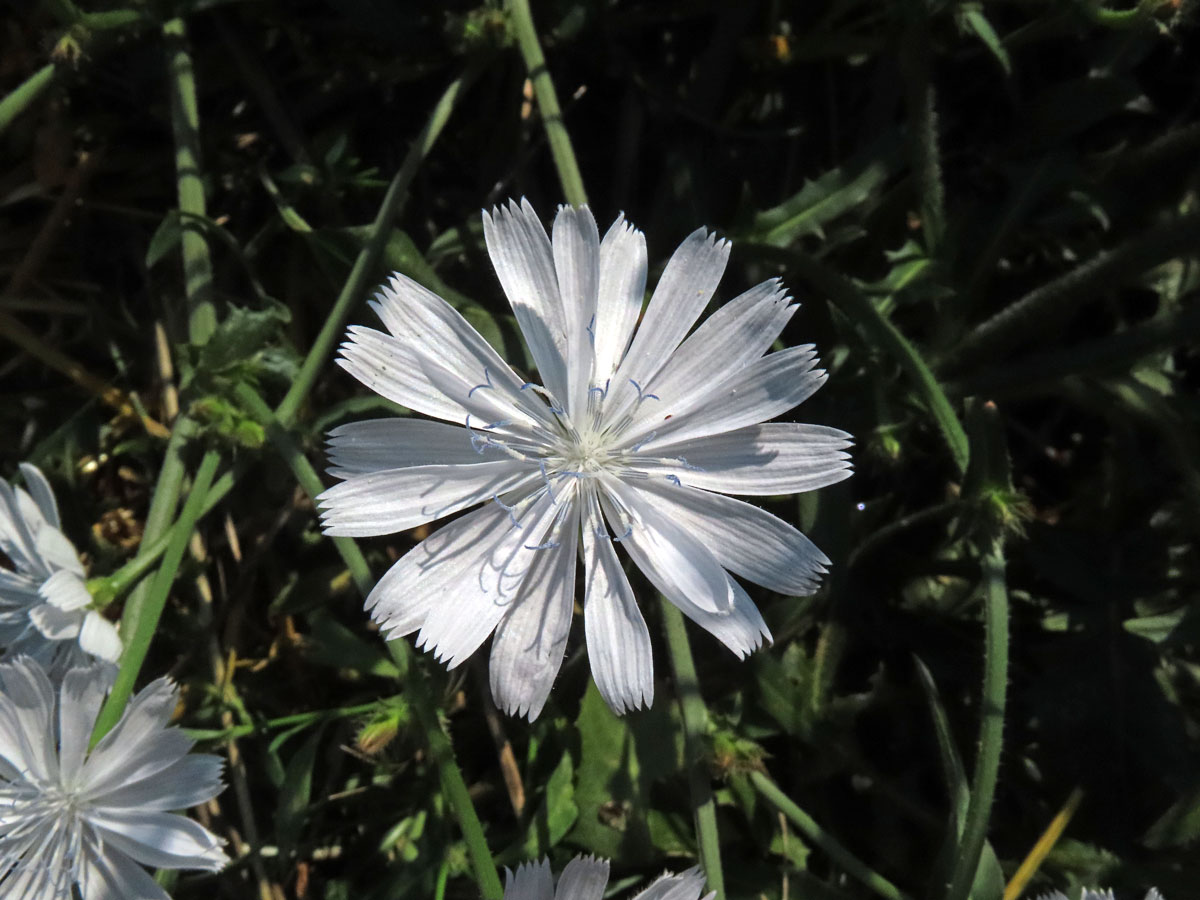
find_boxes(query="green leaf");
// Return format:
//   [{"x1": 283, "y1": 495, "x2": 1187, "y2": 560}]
[
  {"x1": 274, "y1": 726, "x2": 324, "y2": 863},
  {"x1": 497, "y1": 751, "x2": 578, "y2": 863},
  {"x1": 746, "y1": 138, "x2": 900, "y2": 246},
  {"x1": 303, "y1": 609, "x2": 401, "y2": 679},
  {"x1": 146, "y1": 211, "x2": 183, "y2": 268},
  {"x1": 956, "y1": 5, "x2": 1011, "y2": 76}
]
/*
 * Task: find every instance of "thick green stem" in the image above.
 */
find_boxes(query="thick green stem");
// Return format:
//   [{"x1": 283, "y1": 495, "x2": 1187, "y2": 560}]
[
  {"x1": 92, "y1": 449, "x2": 221, "y2": 745},
  {"x1": 275, "y1": 70, "x2": 475, "y2": 427},
  {"x1": 944, "y1": 542, "x2": 1010, "y2": 900},
  {"x1": 0, "y1": 64, "x2": 55, "y2": 136},
  {"x1": 746, "y1": 244, "x2": 969, "y2": 475},
  {"x1": 235, "y1": 384, "x2": 504, "y2": 899},
  {"x1": 163, "y1": 17, "x2": 217, "y2": 345},
  {"x1": 661, "y1": 602, "x2": 726, "y2": 899},
  {"x1": 941, "y1": 211, "x2": 1200, "y2": 372},
  {"x1": 899, "y1": 10, "x2": 945, "y2": 253},
  {"x1": 507, "y1": 0, "x2": 588, "y2": 207},
  {"x1": 750, "y1": 771, "x2": 910, "y2": 900}
]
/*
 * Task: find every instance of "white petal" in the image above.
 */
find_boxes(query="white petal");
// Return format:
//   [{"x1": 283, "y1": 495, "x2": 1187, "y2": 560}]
[
  {"x1": 368, "y1": 274, "x2": 550, "y2": 427},
  {"x1": 58, "y1": 663, "x2": 113, "y2": 780},
  {"x1": 669, "y1": 572, "x2": 772, "y2": 658},
  {"x1": 644, "y1": 423, "x2": 853, "y2": 495},
  {"x1": 552, "y1": 204, "x2": 601, "y2": 418},
  {"x1": 91, "y1": 753, "x2": 224, "y2": 811},
  {"x1": 33, "y1": 525, "x2": 85, "y2": 577},
  {"x1": 78, "y1": 846, "x2": 171, "y2": 900},
  {"x1": 629, "y1": 480, "x2": 830, "y2": 595},
  {"x1": 336, "y1": 326, "x2": 467, "y2": 422},
  {"x1": 86, "y1": 807, "x2": 228, "y2": 871},
  {"x1": 17, "y1": 462, "x2": 60, "y2": 530},
  {"x1": 317, "y1": 461, "x2": 537, "y2": 537},
  {"x1": 327, "y1": 419, "x2": 497, "y2": 478},
  {"x1": 29, "y1": 601, "x2": 84, "y2": 641},
  {"x1": 623, "y1": 279, "x2": 795, "y2": 434},
  {"x1": 602, "y1": 490, "x2": 770, "y2": 657},
  {"x1": 366, "y1": 501, "x2": 514, "y2": 638},
  {"x1": 504, "y1": 859, "x2": 554, "y2": 900},
  {"x1": 633, "y1": 867, "x2": 711, "y2": 900},
  {"x1": 627, "y1": 346, "x2": 827, "y2": 451},
  {"x1": 83, "y1": 678, "x2": 191, "y2": 796},
  {"x1": 415, "y1": 488, "x2": 564, "y2": 669},
  {"x1": 581, "y1": 489, "x2": 653, "y2": 715},
  {"x1": 555, "y1": 856, "x2": 610, "y2": 900},
  {"x1": 483, "y1": 199, "x2": 570, "y2": 405},
  {"x1": 0, "y1": 479, "x2": 50, "y2": 577},
  {"x1": 39, "y1": 569, "x2": 93, "y2": 611},
  {"x1": 593, "y1": 214, "x2": 647, "y2": 383},
  {"x1": 608, "y1": 228, "x2": 730, "y2": 412},
  {"x1": 79, "y1": 612, "x2": 123, "y2": 662},
  {"x1": 0, "y1": 657, "x2": 57, "y2": 783},
  {"x1": 602, "y1": 479, "x2": 731, "y2": 614},
  {"x1": 489, "y1": 500, "x2": 579, "y2": 720}
]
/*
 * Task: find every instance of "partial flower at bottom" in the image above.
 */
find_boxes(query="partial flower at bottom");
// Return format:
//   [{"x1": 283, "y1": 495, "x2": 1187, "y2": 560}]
[
  {"x1": 320, "y1": 199, "x2": 852, "y2": 720},
  {"x1": 0, "y1": 657, "x2": 228, "y2": 899},
  {"x1": 1037, "y1": 891, "x2": 1164, "y2": 900},
  {"x1": 0, "y1": 464, "x2": 121, "y2": 674},
  {"x1": 503, "y1": 856, "x2": 713, "y2": 900}
]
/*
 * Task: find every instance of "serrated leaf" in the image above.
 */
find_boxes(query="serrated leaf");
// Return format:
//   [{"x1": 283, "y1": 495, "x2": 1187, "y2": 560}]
[
  {"x1": 145, "y1": 211, "x2": 182, "y2": 268},
  {"x1": 746, "y1": 137, "x2": 900, "y2": 246}
]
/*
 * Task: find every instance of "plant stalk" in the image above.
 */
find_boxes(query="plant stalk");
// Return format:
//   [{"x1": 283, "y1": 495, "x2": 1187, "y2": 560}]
[
  {"x1": 507, "y1": 0, "x2": 588, "y2": 207},
  {"x1": 661, "y1": 602, "x2": 726, "y2": 900}
]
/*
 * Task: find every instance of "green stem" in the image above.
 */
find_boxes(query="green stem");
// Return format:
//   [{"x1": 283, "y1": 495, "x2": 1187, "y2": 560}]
[
  {"x1": 899, "y1": 9, "x2": 945, "y2": 253},
  {"x1": 661, "y1": 602, "x2": 726, "y2": 900},
  {"x1": 0, "y1": 64, "x2": 55, "y2": 136},
  {"x1": 746, "y1": 244, "x2": 969, "y2": 475},
  {"x1": 275, "y1": 69, "x2": 475, "y2": 427},
  {"x1": 115, "y1": 419, "x2": 195, "y2": 645},
  {"x1": 944, "y1": 541, "x2": 1010, "y2": 900},
  {"x1": 507, "y1": 0, "x2": 588, "y2": 207},
  {"x1": 163, "y1": 17, "x2": 217, "y2": 345},
  {"x1": 234, "y1": 384, "x2": 504, "y2": 899},
  {"x1": 185, "y1": 700, "x2": 384, "y2": 741},
  {"x1": 92, "y1": 449, "x2": 221, "y2": 746},
  {"x1": 941, "y1": 211, "x2": 1200, "y2": 372},
  {"x1": 93, "y1": 466, "x2": 237, "y2": 606},
  {"x1": 750, "y1": 771, "x2": 910, "y2": 900}
]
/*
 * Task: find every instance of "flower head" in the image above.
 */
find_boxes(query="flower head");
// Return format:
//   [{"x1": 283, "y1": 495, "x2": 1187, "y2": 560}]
[
  {"x1": 0, "y1": 465, "x2": 121, "y2": 675},
  {"x1": 503, "y1": 855, "x2": 713, "y2": 900},
  {"x1": 321, "y1": 200, "x2": 852, "y2": 719},
  {"x1": 0, "y1": 657, "x2": 228, "y2": 899}
]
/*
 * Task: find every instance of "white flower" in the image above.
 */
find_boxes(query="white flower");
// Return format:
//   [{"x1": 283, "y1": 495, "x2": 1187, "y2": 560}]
[
  {"x1": 503, "y1": 856, "x2": 713, "y2": 900},
  {"x1": 0, "y1": 657, "x2": 228, "y2": 899},
  {"x1": 0, "y1": 465, "x2": 121, "y2": 675},
  {"x1": 321, "y1": 200, "x2": 852, "y2": 719}
]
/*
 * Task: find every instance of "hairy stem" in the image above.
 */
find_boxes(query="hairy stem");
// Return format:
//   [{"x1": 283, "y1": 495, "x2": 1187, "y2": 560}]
[
  {"x1": 944, "y1": 541, "x2": 1010, "y2": 900},
  {"x1": 661, "y1": 602, "x2": 726, "y2": 899}
]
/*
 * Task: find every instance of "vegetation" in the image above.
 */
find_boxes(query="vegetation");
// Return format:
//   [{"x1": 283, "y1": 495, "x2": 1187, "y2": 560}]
[{"x1": 1, "y1": 2, "x2": 1197, "y2": 899}]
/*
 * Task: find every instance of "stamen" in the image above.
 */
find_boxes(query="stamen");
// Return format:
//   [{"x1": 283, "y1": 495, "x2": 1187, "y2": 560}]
[
  {"x1": 467, "y1": 367, "x2": 494, "y2": 398},
  {"x1": 612, "y1": 523, "x2": 633, "y2": 542},
  {"x1": 491, "y1": 495, "x2": 523, "y2": 528},
  {"x1": 520, "y1": 382, "x2": 565, "y2": 416},
  {"x1": 524, "y1": 538, "x2": 561, "y2": 551},
  {"x1": 628, "y1": 379, "x2": 660, "y2": 405},
  {"x1": 585, "y1": 314, "x2": 596, "y2": 345},
  {"x1": 631, "y1": 431, "x2": 657, "y2": 452},
  {"x1": 588, "y1": 378, "x2": 610, "y2": 401},
  {"x1": 665, "y1": 474, "x2": 682, "y2": 486},
  {"x1": 538, "y1": 460, "x2": 556, "y2": 503}
]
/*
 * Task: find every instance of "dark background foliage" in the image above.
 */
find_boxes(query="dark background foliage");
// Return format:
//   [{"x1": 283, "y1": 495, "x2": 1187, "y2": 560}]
[{"x1": 1, "y1": 1, "x2": 1198, "y2": 899}]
